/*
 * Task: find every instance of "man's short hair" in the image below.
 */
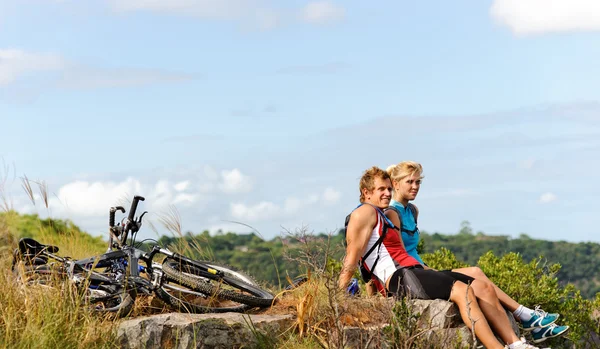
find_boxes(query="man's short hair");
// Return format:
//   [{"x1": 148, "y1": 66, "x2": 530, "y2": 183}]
[{"x1": 359, "y1": 166, "x2": 390, "y2": 203}]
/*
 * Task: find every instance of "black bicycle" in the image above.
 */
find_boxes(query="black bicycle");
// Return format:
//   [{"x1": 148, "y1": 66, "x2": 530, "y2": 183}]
[{"x1": 12, "y1": 195, "x2": 274, "y2": 316}]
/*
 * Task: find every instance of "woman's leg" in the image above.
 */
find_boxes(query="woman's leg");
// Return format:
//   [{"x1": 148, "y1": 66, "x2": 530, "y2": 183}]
[
  {"x1": 453, "y1": 266, "x2": 520, "y2": 311},
  {"x1": 449, "y1": 281, "x2": 505, "y2": 349},
  {"x1": 467, "y1": 279, "x2": 520, "y2": 344}
]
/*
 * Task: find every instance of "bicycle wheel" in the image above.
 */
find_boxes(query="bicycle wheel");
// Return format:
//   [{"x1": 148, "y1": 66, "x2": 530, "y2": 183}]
[
  {"x1": 87, "y1": 287, "x2": 135, "y2": 317},
  {"x1": 156, "y1": 276, "x2": 251, "y2": 313},
  {"x1": 161, "y1": 259, "x2": 274, "y2": 308},
  {"x1": 74, "y1": 273, "x2": 135, "y2": 318}
]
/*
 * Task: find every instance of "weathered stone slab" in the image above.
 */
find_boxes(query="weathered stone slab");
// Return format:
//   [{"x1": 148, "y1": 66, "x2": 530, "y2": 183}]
[{"x1": 117, "y1": 312, "x2": 294, "y2": 349}]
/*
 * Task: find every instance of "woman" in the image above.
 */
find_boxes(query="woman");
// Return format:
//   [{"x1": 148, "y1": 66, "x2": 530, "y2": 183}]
[
  {"x1": 340, "y1": 166, "x2": 543, "y2": 349},
  {"x1": 385, "y1": 161, "x2": 569, "y2": 344}
]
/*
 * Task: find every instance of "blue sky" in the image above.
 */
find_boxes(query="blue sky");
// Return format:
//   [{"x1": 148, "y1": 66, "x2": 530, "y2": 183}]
[{"x1": 1, "y1": 0, "x2": 599, "y2": 243}]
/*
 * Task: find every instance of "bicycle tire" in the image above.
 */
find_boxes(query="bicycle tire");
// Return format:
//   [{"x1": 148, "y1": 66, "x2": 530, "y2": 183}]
[
  {"x1": 162, "y1": 258, "x2": 274, "y2": 308},
  {"x1": 14, "y1": 263, "x2": 134, "y2": 317},
  {"x1": 155, "y1": 278, "x2": 250, "y2": 313},
  {"x1": 89, "y1": 288, "x2": 135, "y2": 317}
]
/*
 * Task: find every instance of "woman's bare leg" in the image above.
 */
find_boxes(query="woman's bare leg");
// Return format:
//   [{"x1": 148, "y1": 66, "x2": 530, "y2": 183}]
[
  {"x1": 467, "y1": 279, "x2": 520, "y2": 344},
  {"x1": 453, "y1": 266, "x2": 520, "y2": 312},
  {"x1": 449, "y1": 281, "x2": 505, "y2": 349}
]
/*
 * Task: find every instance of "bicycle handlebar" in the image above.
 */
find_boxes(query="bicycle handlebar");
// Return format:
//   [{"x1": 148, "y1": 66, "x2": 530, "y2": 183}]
[
  {"x1": 109, "y1": 206, "x2": 125, "y2": 228},
  {"x1": 128, "y1": 196, "x2": 145, "y2": 222}
]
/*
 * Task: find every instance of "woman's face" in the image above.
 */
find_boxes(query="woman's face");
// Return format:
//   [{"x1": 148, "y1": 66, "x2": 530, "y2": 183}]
[{"x1": 393, "y1": 172, "x2": 422, "y2": 202}]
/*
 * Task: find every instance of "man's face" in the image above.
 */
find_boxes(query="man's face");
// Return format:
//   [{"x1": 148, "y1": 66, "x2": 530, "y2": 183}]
[{"x1": 364, "y1": 177, "x2": 392, "y2": 209}]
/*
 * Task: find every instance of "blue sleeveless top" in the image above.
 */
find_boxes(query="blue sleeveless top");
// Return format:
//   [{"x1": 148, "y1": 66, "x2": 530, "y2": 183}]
[{"x1": 389, "y1": 200, "x2": 424, "y2": 265}]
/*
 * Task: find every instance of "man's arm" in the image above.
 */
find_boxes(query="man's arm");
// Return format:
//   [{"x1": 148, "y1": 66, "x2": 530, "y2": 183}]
[{"x1": 338, "y1": 205, "x2": 376, "y2": 290}]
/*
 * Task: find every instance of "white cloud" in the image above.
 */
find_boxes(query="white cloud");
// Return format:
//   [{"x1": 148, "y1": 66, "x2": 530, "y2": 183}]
[
  {"x1": 539, "y1": 192, "x2": 558, "y2": 203},
  {"x1": 106, "y1": 0, "x2": 344, "y2": 29},
  {"x1": 174, "y1": 180, "x2": 190, "y2": 192},
  {"x1": 204, "y1": 165, "x2": 219, "y2": 181},
  {"x1": 230, "y1": 201, "x2": 280, "y2": 221},
  {"x1": 0, "y1": 48, "x2": 193, "y2": 91},
  {"x1": 0, "y1": 49, "x2": 65, "y2": 86},
  {"x1": 107, "y1": 0, "x2": 253, "y2": 20},
  {"x1": 301, "y1": 1, "x2": 345, "y2": 25},
  {"x1": 284, "y1": 197, "x2": 302, "y2": 213},
  {"x1": 49, "y1": 177, "x2": 142, "y2": 216},
  {"x1": 56, "y1": 66, "x2": 194, "y2": 89},
  {"x1": 173, "y1": 193, "x2": 197, "y2": 205},
  {"x1": 322, "y1": 187, "x2": 341, "y2": 205},
  {"x1": 219, "y1": 168, "x2": 253, "y2": 193},
  {"x1": 491, "y1": 0, "x2": 600, "y2": 35},
  {"x1": 48, "y1": 177, "x2": 201, "y2": 216},
  {"x1": 229, "y1": 188, "x2": 340, "y2": 222}
]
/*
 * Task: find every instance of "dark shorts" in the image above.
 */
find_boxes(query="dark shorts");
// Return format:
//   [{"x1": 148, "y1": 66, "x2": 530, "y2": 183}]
[
  {"x1": 438, "y1": 270, "x2": 475, "y2": 285},
  {"x1": 388, "y1": 267, "x2": 474, "y2": 300}
]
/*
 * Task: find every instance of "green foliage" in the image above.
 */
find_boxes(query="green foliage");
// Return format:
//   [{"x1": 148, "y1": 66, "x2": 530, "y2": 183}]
[
  {"x1": 421, "y1": 247, "x2": 469, "y2": 271},
  {"x1": 426, "y1": 248, "x2": 600, "y2": 348},
  {"x1": 421, "y1": 228, "x2": 600, "y2": 299}
]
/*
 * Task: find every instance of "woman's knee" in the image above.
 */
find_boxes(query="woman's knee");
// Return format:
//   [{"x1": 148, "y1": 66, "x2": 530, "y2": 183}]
[
  {"x1": 450, "y1": 281, "x2": 476, "y2": 302},
  {"x1": 460, "y1": 266, "x2": 486, "y2": 279},
  {"x1": 472, "y1": 279, "x2": 495, "y2": 299}
]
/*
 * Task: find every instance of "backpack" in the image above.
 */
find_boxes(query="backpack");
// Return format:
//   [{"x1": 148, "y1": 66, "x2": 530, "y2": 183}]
[
  {"x1": 384, "y1": 203, "x2": 419, "y2": 236},
  {"x1": 343, "y1": 203, "x2": 398, "y2": 283}
]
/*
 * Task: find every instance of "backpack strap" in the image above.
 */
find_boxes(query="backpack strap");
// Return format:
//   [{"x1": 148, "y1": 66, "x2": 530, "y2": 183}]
[
  {"x1": 385, "y1": 204, "x2": 419, "y2": 236},
  {"x1": 407, "y1": 203, "x2": 417, "y2": 225},
  {"x1": 344, "y1": 203, "x2": 397, "y2": 262}
]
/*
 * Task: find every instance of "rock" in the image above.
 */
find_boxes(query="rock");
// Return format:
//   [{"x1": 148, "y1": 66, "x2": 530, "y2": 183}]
[
  {"x1": 117, "y1": 312, "x2": 294, "y2": 349},
  {"x1": 117, "y1": 300, "x2": 520, "y2": 349}
]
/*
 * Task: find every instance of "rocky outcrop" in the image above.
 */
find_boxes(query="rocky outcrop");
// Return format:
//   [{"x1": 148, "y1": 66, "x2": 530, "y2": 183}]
[
  {"x1": 345, "y1": 299, "x2": 520, "y2": 348},
  {"x1": 117, "y1": 312, "x2": 294, "y2": 349},
  {"x1": 117, "y1": 300, "x2": 520, "y2": 349}
]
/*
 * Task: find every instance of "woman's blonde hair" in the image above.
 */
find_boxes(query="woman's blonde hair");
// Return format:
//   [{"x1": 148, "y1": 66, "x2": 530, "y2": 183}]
[{"x1": 386, "y1": 161, "x2": 424, "y2": 184}]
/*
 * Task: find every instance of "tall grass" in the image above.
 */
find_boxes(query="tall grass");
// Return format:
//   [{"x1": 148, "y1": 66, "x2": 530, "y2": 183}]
[
  {"x1": 0, "y1": 171, "x2": 118, "y2": 349},
  {"x1": 0, "y1": 236, "x2": 118, "y2": 348}
]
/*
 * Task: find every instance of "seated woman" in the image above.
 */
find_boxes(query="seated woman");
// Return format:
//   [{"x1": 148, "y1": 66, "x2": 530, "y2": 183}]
[
  {"x1": 384, "y1": 161, "x2": 569, "y2": 344},
  {"x1": 339, "y1": 166, "x2": 544, "y2": 349}
]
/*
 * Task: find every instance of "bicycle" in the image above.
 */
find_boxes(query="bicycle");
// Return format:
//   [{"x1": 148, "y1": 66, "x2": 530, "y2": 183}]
[{"x1": 12, "y1": 195, "x2": 274, "y2": 316}]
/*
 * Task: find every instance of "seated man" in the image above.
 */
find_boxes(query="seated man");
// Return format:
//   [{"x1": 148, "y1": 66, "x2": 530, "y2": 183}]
[{"x1": 339, "y1": 166, "x2": 545, "y2": 349}]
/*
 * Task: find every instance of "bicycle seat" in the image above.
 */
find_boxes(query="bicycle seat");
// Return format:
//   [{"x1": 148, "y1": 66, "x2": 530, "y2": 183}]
[{"x1": 18, "y1": 237, "x2": 59, "y2": 254}]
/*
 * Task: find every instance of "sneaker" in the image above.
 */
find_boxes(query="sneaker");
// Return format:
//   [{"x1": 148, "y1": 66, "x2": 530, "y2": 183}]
[
  {"x1": 531, "y1": 323, "x2": 570, "y2": 343},
  {"x1": 521, "y1": 306, "x2": 559, "y2": 330},
  {"x1": 503, "y1": 338, "x2": 549, "y2": 349},
  {"x1": 504, "y1": 340, "x2": 546, "y2": 349}
]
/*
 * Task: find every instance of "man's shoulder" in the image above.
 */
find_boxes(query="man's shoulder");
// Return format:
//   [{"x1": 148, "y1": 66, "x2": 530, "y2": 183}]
[{"x1": 350, "y1": 204, "x2": 379, "y2": 223}]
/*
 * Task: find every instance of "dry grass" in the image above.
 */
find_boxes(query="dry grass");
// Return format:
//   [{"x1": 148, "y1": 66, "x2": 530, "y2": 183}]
[{"x1": 0, "y1": 244, "x2": 119, "y2": 349}]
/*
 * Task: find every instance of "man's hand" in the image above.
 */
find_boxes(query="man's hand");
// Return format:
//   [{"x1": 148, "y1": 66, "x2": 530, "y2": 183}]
[{"x1": 346, "y1": 278, "x2": 360, "y2": 296}]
